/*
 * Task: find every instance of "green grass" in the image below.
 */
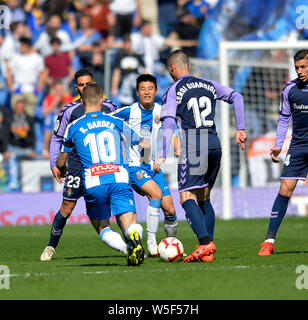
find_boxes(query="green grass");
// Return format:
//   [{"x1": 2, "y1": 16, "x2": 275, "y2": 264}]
[{"x1": 1, "y1": 217, "x2": 308, "y2": 300}]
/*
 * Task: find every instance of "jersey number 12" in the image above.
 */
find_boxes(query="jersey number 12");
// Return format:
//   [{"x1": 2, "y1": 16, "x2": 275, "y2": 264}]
[{"x1": 187, "y1": 96, "x2": 214, "y2": 128}]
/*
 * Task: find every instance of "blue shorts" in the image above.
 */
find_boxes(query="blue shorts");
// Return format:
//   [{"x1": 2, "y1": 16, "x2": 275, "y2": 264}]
[
  {"x1": 281, "y1": 147, "x2": 308, "y2": 180},
  {"x1": 128, "y1": 166, "x2": 170, "y2": 197},
  {"x1": 85, "y1": 183, "x2": 136, "y2": 220},
  {"x1": 178, "y1": 148, "x2": 221, "y2": 192}
]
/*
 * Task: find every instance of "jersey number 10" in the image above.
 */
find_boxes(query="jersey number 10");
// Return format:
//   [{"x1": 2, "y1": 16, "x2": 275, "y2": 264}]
[{"x1": 84, "y1": 131, "x2": 117, "y2": 163}]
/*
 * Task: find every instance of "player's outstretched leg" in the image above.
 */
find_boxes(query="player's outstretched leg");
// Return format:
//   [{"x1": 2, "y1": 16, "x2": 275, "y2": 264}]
[
  {"x1": 146, "y1": 199, "x2": 161, "y2": 257},
  {"x1": 258, "y1": 193, "x2": 290, "y2": 256},
  {"x1": 198, "y1": 199, "x2": 216, "y2": 261},
  {"x1": 40, "y1": 210, "x2": 69, "y2": 261},
  {"x1": 182, "y1": 199, "x2": 216, "y2": 262},
  {"x1": 100, "y1": 227, "x2": 127, "y2": 255},
  {"x1": 161, "y1": 194, "x2": 178, "y2": 238},
  {"x1": 126, "y1": 224, "x2": 145, "y2": 266}
]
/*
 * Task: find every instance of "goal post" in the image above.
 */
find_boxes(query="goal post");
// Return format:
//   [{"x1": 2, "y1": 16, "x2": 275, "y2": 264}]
[{"x1": 191, "y1": 40, "x2": 308, "y2": 220}]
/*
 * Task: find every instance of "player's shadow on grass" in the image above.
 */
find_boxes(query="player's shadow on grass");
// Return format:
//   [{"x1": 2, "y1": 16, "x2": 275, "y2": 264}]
[
  {"x1": 64, "y1": 255, "x2": 122, "y2": 260},
  {"x1": 275, "y1": 250, "x2": 308, "y2": 255},
  {"x1": 58, "y1": 255, "x2": 128, "y2": 267}
]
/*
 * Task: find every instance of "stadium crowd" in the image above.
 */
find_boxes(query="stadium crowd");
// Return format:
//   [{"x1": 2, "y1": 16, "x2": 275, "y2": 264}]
[{"x1": 0, "y1": 0, "x2": 307, "y2": 192}]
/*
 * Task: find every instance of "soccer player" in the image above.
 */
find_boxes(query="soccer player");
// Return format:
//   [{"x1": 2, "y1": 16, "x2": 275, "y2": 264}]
[
  {"x1": 40, "y1": 69, "x2": 118, "y2": 261},
  {"x1": 154, "y1": 50, "x2": 246, "y2": 262},
  {"x1": 112, "y1": 74, "x2": 178, "y2": 257},
  {"x1": 56, "y1": 83, "x2": 148, "y2": 265},
  {"x1": 258, "y1": 49, "x2": 308, "y2": 256}
]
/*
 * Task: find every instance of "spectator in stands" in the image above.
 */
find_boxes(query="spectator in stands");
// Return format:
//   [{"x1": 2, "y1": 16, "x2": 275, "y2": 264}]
[
  {"x1": 111, "y1": 33, "x2": 144, "y2": 107},
  {"x1": 173, "y1": 7, "x2": 200, "y2": 57},
  {"x1": 34, "y1": 14, "x2": 91, "y2": 57},
  {"x1": 78, "y1": 40, "x2": 105, "y2": 90},
  {"x1": 0, "y1": 22, "x2": 25, "y2": 76},
  {"x1": 108, "y1": 0, "x2": 141, "y2": 41},
  {"x1": 6, "y1": 0, "x2": 27, "y2": 24},
  {"x1": 72, "y1": 13, "x2": 103, "y2": 52},
  {"x1": 157, "y1": 0, "x2": 178, "y2": 37},
  {"x1": 6, "y1": 37, "x2": 45, "y2": 117},
  {"x1": 83, "y1": 0, "x2": 113, "y2": 40},
  {"x1": 130, "y1": 19, "x2": 197, "y2": 74},
  {"x1": 44, "y1": 36, "x2": 75, "y2": 88},
  {"x1": 41, "y1": 81, "x2": 73, "y2": 159},
  {"x1": 8, "y1": 99, "x2": 36, "y2": 191}
]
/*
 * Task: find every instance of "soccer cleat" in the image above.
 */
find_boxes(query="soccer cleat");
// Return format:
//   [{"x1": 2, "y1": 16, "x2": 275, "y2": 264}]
[
  {"x1": 200, "y1": 252, "x2": 214, "y2": 262},
  {"x1": 147, "y1": 240, "x2": 159, "y2": 257},
  {"x1": 184, "y1": 242, "x2": 216, "y2": 262},
  {"x1": 258, "y1": 242, "x2": 275, "y2": 256},
  {"x1": 40, "y1": 246, "x2": 56, "y2": 261},
  {"x1": 127, "y1": 230, "x2": 145, "y2": 266}
]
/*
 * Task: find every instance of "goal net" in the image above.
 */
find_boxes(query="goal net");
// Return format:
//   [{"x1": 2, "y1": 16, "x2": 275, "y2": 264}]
[{"x1": 189, "y1": 40, "x2": 308, "y2": 219}]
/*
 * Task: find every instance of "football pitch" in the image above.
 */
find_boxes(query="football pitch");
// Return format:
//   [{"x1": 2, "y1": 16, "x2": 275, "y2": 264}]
[{"x1": 1, "y1": 217, "x2": 308, "y2": 300}]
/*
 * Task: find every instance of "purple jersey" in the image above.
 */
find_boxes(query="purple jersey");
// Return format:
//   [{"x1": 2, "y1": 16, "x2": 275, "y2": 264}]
[
  {"x1": 49, "y1": 98, "x2": 118, "y2": 168},
  {"x1": 275, "y1": 78, "x2": 308, "y2": 149},
  {"x1": 160, "y1": 74, "x2": 245, "y2": 157}
]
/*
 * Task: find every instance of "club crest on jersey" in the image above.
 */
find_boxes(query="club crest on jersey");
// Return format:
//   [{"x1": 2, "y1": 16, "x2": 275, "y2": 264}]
[
  {"x1": 136, "y1": 171, "x2": 144, "y2": 179},
  {"x1": 90, "y1": 164, "x2": 120, "y2": 176},
  {"x1": 154, "y1": 115, "x2": 160, "y2": 124}
]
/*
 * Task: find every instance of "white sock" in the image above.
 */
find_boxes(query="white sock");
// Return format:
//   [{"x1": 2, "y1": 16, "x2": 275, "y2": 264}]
[
  {"x1": 100, "y1": 227, "x2": 127, "y2": 254},
  {"x1": 126, "y1": 223, "x2": 143, "y2": 239},
  {"x1": 146, "y1": 205, "x2": 160, "y2": 243},
  {"x1": 265, "y1": 238, "x2": 275, "y2": 244}
]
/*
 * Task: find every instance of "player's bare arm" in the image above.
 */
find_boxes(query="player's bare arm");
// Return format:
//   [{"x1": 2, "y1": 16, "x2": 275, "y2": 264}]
[{"x1": 56, "y1": 152, "x2": 69, "y2": 178}]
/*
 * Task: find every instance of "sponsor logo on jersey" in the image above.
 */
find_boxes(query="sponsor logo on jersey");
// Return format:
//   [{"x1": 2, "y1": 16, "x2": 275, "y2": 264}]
[
  {"x1": 54, "y1": 120, "x2": 60, "y2": 132},
  {"x1": 90, "y1": 164, "x2": 120, "y2": 176}
]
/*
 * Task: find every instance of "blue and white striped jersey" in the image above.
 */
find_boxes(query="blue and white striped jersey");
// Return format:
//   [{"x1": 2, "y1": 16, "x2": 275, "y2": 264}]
[
  {"x1": 61, "y1": 111, "x2": 142, "y2": 189},
  {"x1": 113, "y1": 102, "x2": 162, "y2": 170}
]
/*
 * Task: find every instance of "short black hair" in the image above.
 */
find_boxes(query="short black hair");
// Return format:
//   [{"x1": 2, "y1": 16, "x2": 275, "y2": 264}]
[
  {"x1": 294, "y1": 49, "x2": 308, "y2": 62},
  {"x1": 136, "y1": 74, "x2": 157, "y2": 90},
  {"x1": 50, "y1": 36, "x2": 61, "y2": 45},
  {"x1": 167, "y1": 49, "x2": 189, "y2": 66},
  {"x1": 19, "y1": 37, "x2": 32, "y2": 47},
  {"x1": 74, "y1": 69, "x2": 94, "y2": 83}
]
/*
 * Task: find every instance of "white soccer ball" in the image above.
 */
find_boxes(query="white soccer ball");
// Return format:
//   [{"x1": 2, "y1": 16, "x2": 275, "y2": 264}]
[{"x1": 158, "y1": 237, "x2": 184, "y2": 262}]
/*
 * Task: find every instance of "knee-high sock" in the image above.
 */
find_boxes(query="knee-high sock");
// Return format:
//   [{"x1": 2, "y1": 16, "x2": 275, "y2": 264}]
[
  {"x1": 146, "y1": 199, "x2": 161, "y2": 243},
  {"x1": 266, "y1": 193, "x2": 290, "y2": 239},
  {"x1": 198, "y1": 200, "x2": 215, "y2": 241},
  {"x1": 182, "y1": 199, "x2": 210, "y2": 245},
  {"x1": 48, "y1": 211, "x2": 68, "y2": 248},
  {"x1": 100, "y1": 227, "x2": 127, "y2": 254}
]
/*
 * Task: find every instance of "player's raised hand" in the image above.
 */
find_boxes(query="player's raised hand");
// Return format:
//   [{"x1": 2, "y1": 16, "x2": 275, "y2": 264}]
[
  {"x1": 270, "y1": 147, "x2": 281, "y2": 163},
  {"x1": 235, "y1": 129, "x2": 246, "y2": 150}
]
